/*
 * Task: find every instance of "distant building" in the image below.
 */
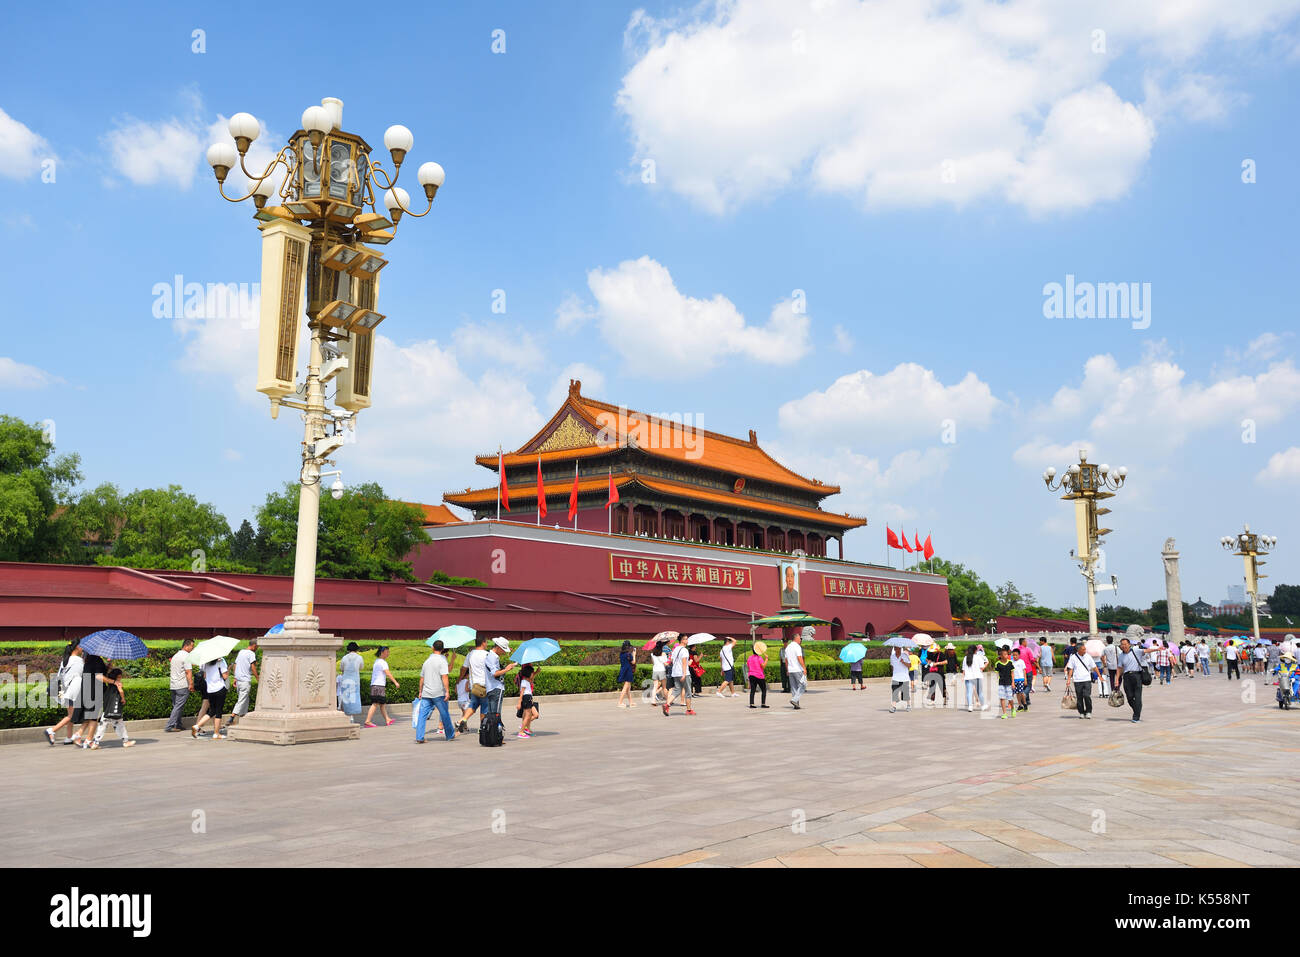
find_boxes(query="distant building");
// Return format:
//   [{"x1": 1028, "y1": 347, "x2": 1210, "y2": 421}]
[
  {"x1": 1225, "y1": 584, "x2": 1246, "y2": 604},
  {"x1": 1189, "y1": 596, "x2": 1214, "y2": 619}
]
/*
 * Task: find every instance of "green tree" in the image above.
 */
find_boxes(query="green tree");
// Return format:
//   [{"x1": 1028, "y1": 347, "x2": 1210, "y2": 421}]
[
  {"x1": 1269, "y1": 584, "x2": 1300, "y2": 617},
  {"x1": 995, "y1": 580, "x2": 1035, "y2": 614},
  {"x1": 256, "y1": 481, "x2": 426, "y2": 582},
  {"x1": 1148, "y1": 599, "x2": 1193, "y2": 627},
  {"x1": 89, "y1": 485, "x2": 248, "y2": 572},
  {"x1": 229, "y1": 519, "x2": 258, "y2": 566},
  {"x1": 0, "y1": 415, "x2": 82, "y2": 562}
]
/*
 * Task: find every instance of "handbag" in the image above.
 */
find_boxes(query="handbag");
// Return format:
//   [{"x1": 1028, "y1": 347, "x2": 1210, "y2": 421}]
[
  {"x1": 1060, "y1": 689, "x2": 1076, "y2": 709},
  {"x1": 1108, "y1": 689, "x2": 1126, "y2": 707}
]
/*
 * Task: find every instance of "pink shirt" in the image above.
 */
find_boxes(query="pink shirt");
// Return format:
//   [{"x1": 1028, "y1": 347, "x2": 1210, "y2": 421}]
[{"x1": 747, "y1": 654, "x2": 766, "y2": 679}]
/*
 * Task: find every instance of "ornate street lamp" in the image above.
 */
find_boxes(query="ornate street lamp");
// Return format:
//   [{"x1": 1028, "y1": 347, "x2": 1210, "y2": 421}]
[
  {"x1": 1043, "y1": 450, "x2": 1127, "y2": 637},
  {"x1": 1220, "y1": 526, "x2": 1277, "y2": 644},
  {"x1": 206, "y1": 97, "x2": 444, "y2": 745}
]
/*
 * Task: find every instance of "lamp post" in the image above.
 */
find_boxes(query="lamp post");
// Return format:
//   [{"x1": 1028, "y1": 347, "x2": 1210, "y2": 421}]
[
  {"x1": 206, "y1": 97, "x2": 443, "y2": 745},
  {"x1": 1043, "y1": 450, "x2": 1128, "y2": 638},
  {"x1": 1220, "y1": 526, "x2": 1277, "y2": 645}
]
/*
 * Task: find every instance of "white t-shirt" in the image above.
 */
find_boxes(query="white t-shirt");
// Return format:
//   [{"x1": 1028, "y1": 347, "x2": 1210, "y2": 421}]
[
  {"x1": 1197, "y1": 643, "x2": 1209, "y2": 658},
  {"x1": 1066, "y1": 652, "x2": 1096, "y2": 682},
  {"x1": 890, "y1": 653, "x2": 910, "y2": 683},
  {"x1": 670, "y1": 645, "x2": 689, "y2": 678},
  {"x1": 520, "y1": 678, "x2": 534, "y2": 697},
  {"x1": 1183, "y1": 646, "x2": 1197, "y2": 663},
  {"x1": 168, "y1": 649, "x2": 191, "y2": 691},
  {"x1": 651, "y1": 653, "x2": 667, "y2": 676},
  {"x1": 961, "y1": 656, "x2": 983, "y2": 680},
  {"x1": 1226, "y1": 646, "x2": 1238, "y2": 660},
  {"x1": 420, "y1": 654, "x2": 449, "y2": 698},
  {"x1": 465, "y1": 648, "x2": 488, "y2": 687},
  {"x1": 720, "y1": 645, "x2": 735, "y2": 670},
  {"x1": 784, "y1": 642, "x2": 805, "y2": 674},
  {"x1": 234, "y1": 648, "x2": 257, "y2": 682},
  {"x1": 204, "y1": 659, "x2": 227, "y2": 692},
  {"x1": 61, "y1": 655, "x2": 85, "y2": 702},
  {"x1": 456, "y1": 678, "x2": 469, "y2": 703},
  {"x1": 1011, "y1": 658, "x2": 1026, "y2": 681},
  {"x1": 371, "y1": 658, "x2": 391, "y2": 687}
]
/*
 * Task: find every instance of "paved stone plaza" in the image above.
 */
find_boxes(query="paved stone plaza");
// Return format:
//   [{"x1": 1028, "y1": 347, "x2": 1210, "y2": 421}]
[{"x1": 5, "y1": 672, "x2": 1299, "y2": 868}]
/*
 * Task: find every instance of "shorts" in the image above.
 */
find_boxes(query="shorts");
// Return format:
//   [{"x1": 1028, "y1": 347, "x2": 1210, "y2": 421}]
[
  {"x1": 652, "y1": 669, "x2": 665, "y2": 681},
  {"x1": 1012, "y1": 679, "x2": 1027, "y2": 694},
  {"x1": 909, "y1": 670, "x2": 918, "y2": 681},
  {"x1": 722, "y1": 669, "x2": 735, "y2": 683},
  {"x1": 1041, "y1": 663, "x2": 1053, "y2": 675},
  {"x1": 369, "y1": 685, "x2": 388, "y2": 705},
  {"x1": 516, "y1": 694, "x2": 538, "y2": 718},
  {"x1": 466, "y1": 692, "x2": 486, "y2": 712},
  {"x1": 205, "y1": 687, "x2": 228, "y2": 718},
  {"x1": 997, "y1": 685, "x2": 1014, "y2": 700}
]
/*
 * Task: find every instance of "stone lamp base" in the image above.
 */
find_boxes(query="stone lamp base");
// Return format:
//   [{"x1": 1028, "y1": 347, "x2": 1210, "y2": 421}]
[{"x1": 228, "y1": 614, "x2": 360, "y2": 745}]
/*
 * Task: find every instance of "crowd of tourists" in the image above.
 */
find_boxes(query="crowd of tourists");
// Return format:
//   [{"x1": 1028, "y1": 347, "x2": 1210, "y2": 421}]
[{"x1": 39, "y1": 627, "x2": 1297, "y2": 750}]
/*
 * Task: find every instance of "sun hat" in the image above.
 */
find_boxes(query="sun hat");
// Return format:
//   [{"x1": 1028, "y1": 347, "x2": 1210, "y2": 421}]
[
  {"x1": 493, "y1": 636, "x2": 511, "y2": 651},
  {"x1": 945, "y1": 643, "x2": 955, "y2": 649},
  {"x1": 753, "y1": 641, "x2": 768, "y2": 656}
]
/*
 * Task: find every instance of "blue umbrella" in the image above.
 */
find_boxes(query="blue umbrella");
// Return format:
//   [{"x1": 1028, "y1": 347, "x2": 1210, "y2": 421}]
[
  {"x1": 839, "y1": 642, "x2": 867, "y2": 663},
  {"x1": 511, "y1": 637, "x2": 560, "y2": 664},
  {"x1": 882, "y1": 635, "x2": 917, "y2": 649},
  {"x1": 427, "y1": 624, "x2": 476, "y2": 648},
  {"x1": 78, "y1": 629, "x2": 148, "y2": 660},
  {"x1": 265, "y1": 623, "x2": 285, "y2": 635}
]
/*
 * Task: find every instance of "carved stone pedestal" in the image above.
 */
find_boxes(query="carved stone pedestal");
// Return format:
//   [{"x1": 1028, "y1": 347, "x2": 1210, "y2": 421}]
[{"x1": 228, "y1": 614, "x2": 360, "y2": 746}]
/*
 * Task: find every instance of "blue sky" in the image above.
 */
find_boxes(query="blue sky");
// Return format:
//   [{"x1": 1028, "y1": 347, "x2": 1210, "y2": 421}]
[{"x1": 2, "y1": 0, "x2": 1299, "y2": 609}]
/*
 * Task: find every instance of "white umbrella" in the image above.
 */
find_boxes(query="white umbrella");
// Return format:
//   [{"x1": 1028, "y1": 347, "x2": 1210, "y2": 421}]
[
  {"x1": 189, "y1": 635, "x2": 240, "y2": 667},
  {"x1": 687, "y1": 633, "x2": 716, "y2": 646},
  {"x1": 913, "y1": 634, "x2": 935, "y2": 647},
  {"x1": 1084, "y1": 638, "x2": 1105, "y2": 657},
  {"x1": 994, "y1": 637, "x2": 1013, "y2": 649}
]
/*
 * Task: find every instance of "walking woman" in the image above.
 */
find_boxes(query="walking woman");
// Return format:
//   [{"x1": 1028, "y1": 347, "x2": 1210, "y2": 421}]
[
  {"x1": 46, "y1": 643, "x2": 84, "y2": 746},
  {"x1": 616, "y1": 640, "x2": 637, "y2": 709},
  {"x1": 516, "y1": 664, "x2": 540, "y2": 738},
  {"x1": 747, "y1": 642, "x2": 769, "y2": 708},
  {"x1": 191, "y1": 656, "x2": 229, "y2": 739},
  {"x1": 648, "y1": 641, "x2": 669, "y2": 704},
  {"x1": 364, "y1": 646, "x2": 399, "y2": 727},
  {"x1": 961, "y1": 645, "x2": 985, "y2": 712},
  {"x1": 943, "y1": 644, "x2": 960, "y2": 705},
  {"x1": 338, "y1": 642, "x2": 364, "y2": 722}
]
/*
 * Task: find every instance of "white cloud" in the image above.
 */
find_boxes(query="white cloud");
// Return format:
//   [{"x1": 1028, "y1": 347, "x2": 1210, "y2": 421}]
[
  {"x1": 1257, "y1": 447, "x2": 1300, "y2": 484},
  {"x1": 582, "y1": 256, "x2": 811, "y2": 375},
  {"x1": 616, "y1": 0, "x2": 1296, "y2": 214},
  {"x1": 451, "y1": 320, "x2": 545, "y2": 370},
  {"x1": 0, "y1": 356, "x2": 62, "y2": 389},
  {"x1": 778, "y1": 362, "x2": 1000, "y2": 444},
  {"x1": 547, "y1": 363, "x2": 606, "y2": 407},
  {"x1": 171, "y1": 283, "x2": 261, "y2": 397},
  {"x1": 0, "y1": 108, "x2": 55, "y2": 180},
  {"x1": 103, "y1": 116, "x2": 204, "y2": 188},
  {"x1": 1142, "y1": 72, "x2": 1240, "y2": 123},
  {"x1": 832, "y1": 324, "x2": 854, "y2": 353},
  {"x1": 1011, "y1": 436, "x2": 1095, "y2": 469},
  {"x1": 1035, "y1": 343, "x2": 1300, "y2": 451},
  {"x1": 555, "y1": 292, "x2": 596, "y2": 331}
]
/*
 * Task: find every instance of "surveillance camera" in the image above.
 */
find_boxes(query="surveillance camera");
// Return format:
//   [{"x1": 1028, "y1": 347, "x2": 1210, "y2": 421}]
[
  {"x1": 330, "y1": 478, "x2": 344, "y2": 500},
  {"x1": 313, "y1": 435, "x2": 346, "y2": 459}
]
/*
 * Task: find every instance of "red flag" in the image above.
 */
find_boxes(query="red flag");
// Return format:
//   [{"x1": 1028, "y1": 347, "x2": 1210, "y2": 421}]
[
  {"x1": 498, "y1": 451, "x2": 510, "y2": 512},
  {"x1": 914, "y1": 531, "x2": 923, "y2": 552},
  {"x1": 605, "y1": 470, "x2": 619, "y2": 508},
  {"x1": 900, "y1": 531, "x2": 913, "y2": 553},
  {"x1": 923, "y1": 533, "x2": 934, "y2": 560},
  {"x1": 887, "y1": 527, "x2": 902, "y2": 550},
  {"x1": 536, "y1": 455, "x2": 546, "y2": 519},
  {"x1": 568, "y1": 464, "x2": 579, "y2": 521}
]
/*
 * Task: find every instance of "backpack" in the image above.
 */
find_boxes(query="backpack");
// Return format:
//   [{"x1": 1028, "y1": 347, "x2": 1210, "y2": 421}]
[{"x1": 479, "y1": 718, "x2": 504, "y2": 747}]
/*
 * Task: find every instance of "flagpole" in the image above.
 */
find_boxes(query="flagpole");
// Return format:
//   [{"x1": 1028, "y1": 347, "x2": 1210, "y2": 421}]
[
  {"x1": 496, "y1": 446, "x2": 502, "y2": 521},
  {"x1": 537, "y1": 454, "x2": 541, "y2": 526},
  {"x1": 607, "y1": 467, "x2": 612, "y2": 535},
  {"x1": 573, "y1": 461, "x2": 578, "y2": 531}
]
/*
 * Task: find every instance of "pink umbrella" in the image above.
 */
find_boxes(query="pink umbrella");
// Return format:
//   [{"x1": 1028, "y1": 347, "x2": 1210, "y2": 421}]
[{"x1": 1084, "y1": 638, "x2": 1105, "y2": 657}]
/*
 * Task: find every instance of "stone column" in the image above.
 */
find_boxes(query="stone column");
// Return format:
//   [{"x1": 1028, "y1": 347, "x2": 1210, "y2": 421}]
[{"x1": 1162, "y1": 538, "x2": 1186, "y2": 645}]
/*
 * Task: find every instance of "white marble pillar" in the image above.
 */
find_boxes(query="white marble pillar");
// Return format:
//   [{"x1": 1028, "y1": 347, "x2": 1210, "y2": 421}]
[{"x1": 1162, "y1": 538, "x2": 1186, "y2": 644}]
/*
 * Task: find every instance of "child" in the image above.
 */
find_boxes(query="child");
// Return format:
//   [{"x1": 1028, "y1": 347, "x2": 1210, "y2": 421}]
[
  {"x1": 689, "y1": 646, "x2": 704, "y2": 696},
  {"x1": 90, "y1": 668, "x2": 134, "y2": 750},
  {"x1": 364, "y1": 646, "x2": 399, "y2": 727},
  {"x1": 1011, "y1": 650, "x2": 1028, "y2": 712},
  {"x1": 648, "y1": 641, "x2": 668, "y2": 704},
  {"x1": 516, "y1": 664, "x2": 540, "y2": 738},
  {"x1": 995, "y1": 647, "x2": 1016, "y2": 719},
  {"x1": 908, "y1": 649, "x2": 920, "y2": 696}
]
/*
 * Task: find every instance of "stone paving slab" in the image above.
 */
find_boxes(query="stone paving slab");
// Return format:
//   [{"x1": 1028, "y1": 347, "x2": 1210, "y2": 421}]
[{"x1": 3, "y1": 673, "x2": 1298, "y2": 867}]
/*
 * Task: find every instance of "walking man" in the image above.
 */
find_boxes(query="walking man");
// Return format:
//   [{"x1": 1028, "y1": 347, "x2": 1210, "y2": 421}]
[
  {"x1": 1039, "y1": 641, "x2": 1055, "y2": 692},
  {"x1": 415, "y1": 640, "x2": 455, "y2": 743},
  {"x1": 663, "y1": 635, "x2": 695, "y2": 715},
  {"x1": 1065, "y1": 642, "x2": 1098, "y2": 719},
  {"x1": 786, "y1": 633, "x2": 807, "y2": 709},
  {"x1": 1102, "y1": 638, "x2": 1119, "y2": 690},
  {"x1": 165, "y1": 638, "x2": 195, "y2": 732},
  {"x1": 1118, "y1": 637, "x2": 1148, "y2": 723},
  {"x1": 227, "y1": 638, "x2": 258, "y2": 728},
  {"x1": 1198, "y1": 638, "x2": 1210, "y2": 676},
  {"x1": 484, "y1": 637, "x2": 516, "y2": 736},
  {"x1": 456, "y1": 635, "x2": 490, "y2": 732},
  {"x1": 1225, "y1": 641, "x2": 1241, "y2": 680},
  {"x1": 1156, "y1": 642, "x2": 1172, "y2": 685}
]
